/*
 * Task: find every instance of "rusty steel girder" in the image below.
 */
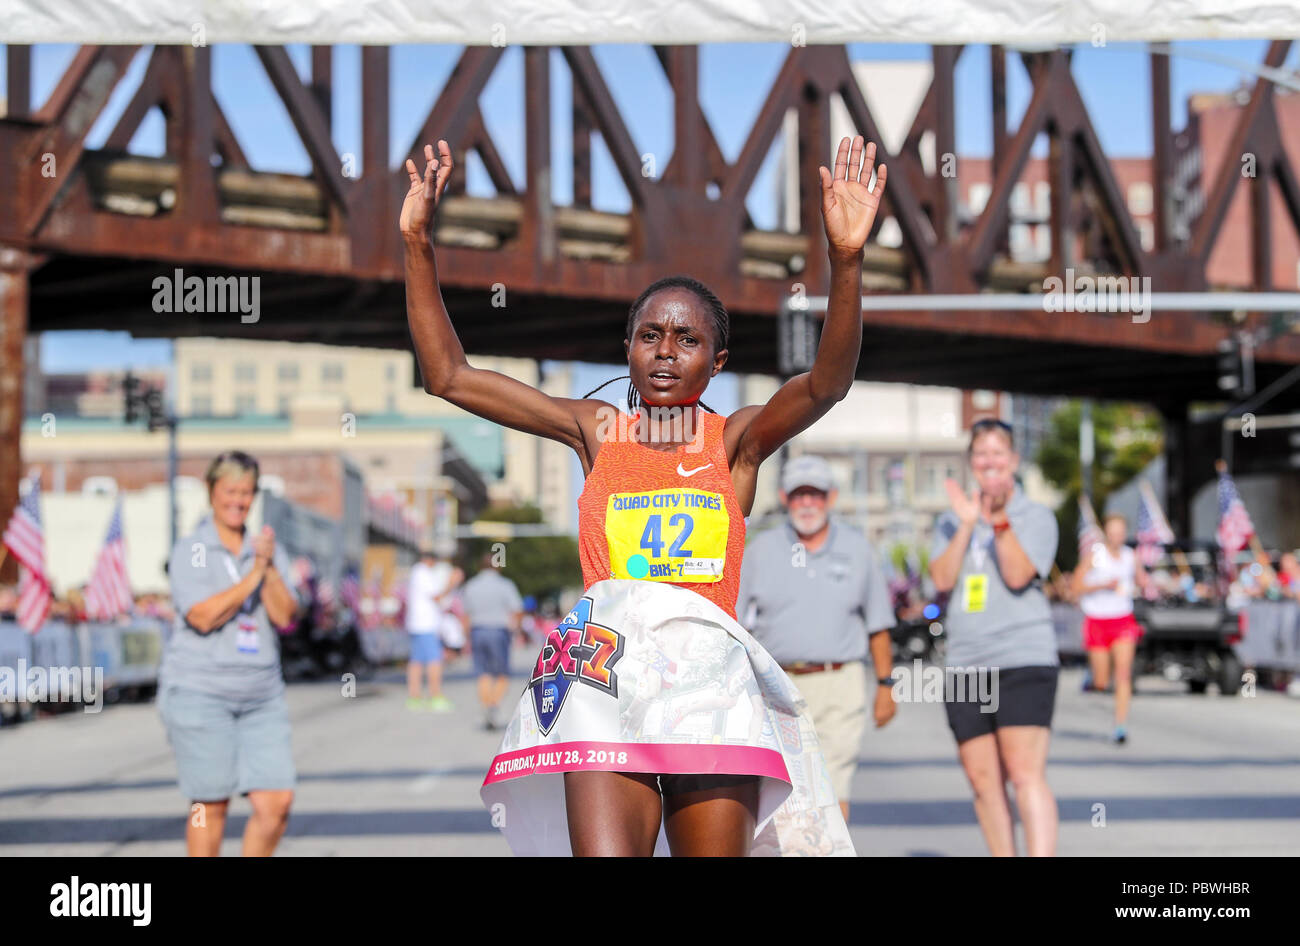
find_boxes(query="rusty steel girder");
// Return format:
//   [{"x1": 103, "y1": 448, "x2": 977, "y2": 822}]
[{"x1": 5, "y1": 41, "x2": 1300, "y2": 538}]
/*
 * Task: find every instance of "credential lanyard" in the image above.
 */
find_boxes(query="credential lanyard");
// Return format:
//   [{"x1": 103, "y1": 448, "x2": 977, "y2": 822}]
[
  {"x1": 223, "y1": 550, "x2": 255, "y2": 613},
  {"x1": 223, "y1": 551, "x2": 242, "y2": 584},
  {"x1": 969, "y1": 521, "x2": 993, "y2": 572}
]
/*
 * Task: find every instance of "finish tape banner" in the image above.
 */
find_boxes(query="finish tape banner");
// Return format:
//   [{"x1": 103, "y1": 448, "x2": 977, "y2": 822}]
[{"x1": 481, "y1": 578, "x2": 855, "y2": 857}]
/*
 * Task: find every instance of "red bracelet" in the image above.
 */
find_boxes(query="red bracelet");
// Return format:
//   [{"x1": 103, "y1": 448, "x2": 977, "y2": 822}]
[{"x1": 992, "y1": 519, "x2": 1012, "y2": 534}]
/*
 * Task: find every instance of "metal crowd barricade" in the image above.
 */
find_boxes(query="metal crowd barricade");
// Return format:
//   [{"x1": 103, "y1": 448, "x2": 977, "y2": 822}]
[
  {"x1": 27, "y1": 619, "x2": 82, "y2": 701},
  {"x1": 357, "y1": 625, "x2": 411, "y2": 665},
  {"x1": 1051, "y1": 603, "x2": 1086, "y2": 660},
  {"x1": 1055, "y1": 599, "x2": 1297, "y2": 671},
  {"x1": 1240, "y1": 601, "x2": 1300, "y2": 672},
  {"x1": 0, "y1": 619, "x2": 35, "y2": 720},
  {"x1": 0, "y1": 616, "x2": 165, "y2": 722},
  {"x1": 83, "y1": 618, "x2": 165, "y2": 691}
]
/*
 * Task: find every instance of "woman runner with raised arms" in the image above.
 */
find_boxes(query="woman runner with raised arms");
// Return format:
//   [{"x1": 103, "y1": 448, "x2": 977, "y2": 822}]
[{"x1": 402, "y1": 135, "x2": 886, "y2": 856}]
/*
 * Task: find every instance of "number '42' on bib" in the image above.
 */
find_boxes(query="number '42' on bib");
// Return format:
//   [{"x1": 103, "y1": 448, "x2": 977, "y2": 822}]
[{"x1": 606, "y1": 489, "x2": 729, "y2": 583}]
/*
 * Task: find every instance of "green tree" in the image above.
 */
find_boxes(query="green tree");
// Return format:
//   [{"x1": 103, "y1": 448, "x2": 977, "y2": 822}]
[
  {"x1": 462, "y1": 503, "x2": 581, "y2": 605},
  {"x1": 1036, "y1": 401, "x2": 1163, "y2": 570}
]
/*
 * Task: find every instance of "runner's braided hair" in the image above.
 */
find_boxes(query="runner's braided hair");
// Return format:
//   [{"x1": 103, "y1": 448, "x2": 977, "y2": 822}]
[{"x1": 582, "y1": 275, "x2": 728, "y2": 414}]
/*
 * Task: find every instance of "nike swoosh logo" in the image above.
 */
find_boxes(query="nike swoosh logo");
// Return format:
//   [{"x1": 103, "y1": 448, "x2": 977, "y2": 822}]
[{"x1": 677, "y1": 462, "x2": 713, "y2": 477}]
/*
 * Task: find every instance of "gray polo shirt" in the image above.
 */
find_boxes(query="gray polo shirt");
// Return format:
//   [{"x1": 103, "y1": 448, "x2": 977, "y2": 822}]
[
  {"x1": 736, "y1": 518, "x2": 895, "y2": 665},
  {"x1": 461, "y1": 569, "x2": 524, "y2": 629},
  {"x1": 929, "y1": 485, "x2": 1059, "y2": 670},
  {"x1": 162, "y1": 516, "x2": 300, "y2": 700}
]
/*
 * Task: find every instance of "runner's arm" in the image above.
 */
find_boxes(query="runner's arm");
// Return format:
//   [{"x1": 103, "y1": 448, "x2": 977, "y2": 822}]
[
  {"x1": 728, "y1": 138, "x2": 884, "y2": 466},
  {"x1": 402, "y1": 142, "x2": 601, "y2": 457},
  {"x1": 406, "y1": 235, "x2": 600, "y2": 453}
]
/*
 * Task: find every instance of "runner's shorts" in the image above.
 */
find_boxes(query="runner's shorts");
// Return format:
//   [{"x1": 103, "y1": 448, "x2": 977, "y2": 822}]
[
  {"x1": 943, "y1": 665, "x2": 1059, "y2": 744},
  {"x1": 1082, "y1": 613, "x2": 1143, "y2": 650}
]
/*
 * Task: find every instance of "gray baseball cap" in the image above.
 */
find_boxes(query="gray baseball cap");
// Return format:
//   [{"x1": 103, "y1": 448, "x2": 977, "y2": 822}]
[{"x1": 781, "y1": 455, "x2": 834, "y2": 493}]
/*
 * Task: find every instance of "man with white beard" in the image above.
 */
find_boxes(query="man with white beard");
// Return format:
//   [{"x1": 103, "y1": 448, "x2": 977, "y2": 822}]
[{"x1": 736, "y1": 455, "x2": 898, "y2": 822}]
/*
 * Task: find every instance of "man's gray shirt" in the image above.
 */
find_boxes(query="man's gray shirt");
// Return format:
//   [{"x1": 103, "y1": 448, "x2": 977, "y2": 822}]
[
  {"x1": 737, "y1": 518, "x2": 895, "y2": 665},
  {"x1": 163, "y1": 516, "x2": 301, "y2": 700},
  {"x1": 461, "y1": 569, "x2": 524, "y2": 629},
  {"x1": 929, "y1": 485, "x2": 1059, "y2": 670}
]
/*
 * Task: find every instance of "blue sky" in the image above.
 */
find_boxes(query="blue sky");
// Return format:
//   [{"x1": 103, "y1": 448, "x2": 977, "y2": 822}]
[{"x1": 5, "y1": 39, "x2": 1292, "y2": 376}]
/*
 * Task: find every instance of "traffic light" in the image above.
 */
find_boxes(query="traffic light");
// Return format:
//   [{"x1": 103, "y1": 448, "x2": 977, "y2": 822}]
[
  {"x1": 1216, "y1": 337, "x2": 1241, "y2": 397},
  {"x1": 123, "y1": 372, "x2": 141, "y2": 423},
  {"x1": 144, "y1": 389, "x2": 167, "y2": 432},
  {"x1": 778, "y1": 303, "x2": 818, "y2": 376}
]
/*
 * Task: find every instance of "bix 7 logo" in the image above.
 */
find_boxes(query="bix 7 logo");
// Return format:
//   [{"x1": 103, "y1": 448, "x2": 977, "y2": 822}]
[{"x1": 529, "y1": 596, "x2": 624, "y2": 735}]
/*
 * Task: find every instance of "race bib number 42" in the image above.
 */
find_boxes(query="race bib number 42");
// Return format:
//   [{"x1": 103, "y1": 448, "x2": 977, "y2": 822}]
[{"x1": 606, "y1": 489, "x2": 728, "y2": 583}]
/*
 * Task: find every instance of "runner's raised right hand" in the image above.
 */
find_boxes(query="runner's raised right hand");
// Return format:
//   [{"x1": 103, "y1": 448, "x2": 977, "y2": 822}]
[{"x1": 400, "y1": 141, "x2": 455, "y2": 240}]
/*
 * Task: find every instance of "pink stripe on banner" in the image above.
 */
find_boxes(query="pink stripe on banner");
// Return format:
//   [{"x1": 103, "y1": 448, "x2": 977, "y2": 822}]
[{"x1": 482, "y1": 741, "x2": 790, "y2": 787}]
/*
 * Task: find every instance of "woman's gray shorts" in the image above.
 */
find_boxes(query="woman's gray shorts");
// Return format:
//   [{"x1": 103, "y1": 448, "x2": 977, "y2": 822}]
[{"x1": 158, "y1": 685, "x2": 296, "y2": 801}]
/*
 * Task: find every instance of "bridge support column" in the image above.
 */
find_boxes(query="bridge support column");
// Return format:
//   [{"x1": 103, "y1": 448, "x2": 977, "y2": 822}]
[
  {"x1": 1161, "y1": 402, "x2": 1192, "y2": 540},
  {"x1": 0, "y1": 249, "x2": 29, "y2": 583}
]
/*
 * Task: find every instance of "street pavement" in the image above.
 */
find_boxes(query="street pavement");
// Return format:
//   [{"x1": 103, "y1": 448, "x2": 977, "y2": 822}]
[{"x1": 2, "y1": 653, "x2": 1298, "y2": 856}]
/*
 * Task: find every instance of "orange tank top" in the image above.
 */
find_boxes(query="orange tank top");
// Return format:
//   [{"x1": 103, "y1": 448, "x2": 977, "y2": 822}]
[{"x1": 577, "y1": 409, "x2": 746, "y2": 619}]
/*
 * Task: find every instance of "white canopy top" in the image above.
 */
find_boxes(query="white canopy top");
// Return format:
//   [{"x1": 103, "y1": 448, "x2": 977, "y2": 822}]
[{"x1": 6, "y1": 0, "x2": 1300, "y2": 45}]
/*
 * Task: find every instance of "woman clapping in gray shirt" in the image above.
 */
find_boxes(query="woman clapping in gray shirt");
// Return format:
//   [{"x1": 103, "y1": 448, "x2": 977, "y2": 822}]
[
  {"x1": 929, "y1": 419, "x2": 1060, "y2": 856},
  {"x1": 161, "y1": 451, "x2": 301, "y2": 856}
]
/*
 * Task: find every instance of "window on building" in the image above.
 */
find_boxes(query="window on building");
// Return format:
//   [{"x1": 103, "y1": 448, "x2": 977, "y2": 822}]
[
  {"x1": 385, "y1": 393, "x2": 397, "y2": 413},
  {"x1": 385, "y1": 363, "x2": 396, "y2": 382},
  {"x1": 191, "y1": 363, "x2": 212, "y2": 383},
  {"x1": 918, "y1": 459, "x2": 941, "y2": 499},
  {"x1": 1034, "y1": 225, "x2": 1051, "y2": 260},
  {"x1": 1034, "y1": 181, "x2": 1050, "y2": 217},
  {"x1": 278, "y1": 362, "x2": 299, "y2": 382},
  {"x1": 968, "y1": 183, "x2": 991, "y2": 215},
  {"x1": 1138, "y1": 219, "x2": 1155, "y2": 252},
  {"x1": 1010, "y1": 223, "x2": 1032, "y2": 258},
  {"x1": 234, "y1": 393, "x2": 257, "y2": 415},
  {"x1": 918, "y1": 456, "x2": 964, "y2": 499},
  {"x1": 1011, "y1": 182, "x2": 1031, "y2": 216},
  {"x1": 1128, "y1": 182, "x2": 1153, "y2": 216},
  {"x1": 234, "y1": 362, "x2": 257, "y2": 383},
  {"x1": 277, "y1": 394, "x2": 291, "y2": 416},
  {"x1": 322, "y1": 362, "x2": 344, "y2": 383},
  {"x1": 868, "y1": 455, "x2": 904, "y2": 495},
  {"x1": 191, "y1": 396, "x2": 213, "y2": 417}
]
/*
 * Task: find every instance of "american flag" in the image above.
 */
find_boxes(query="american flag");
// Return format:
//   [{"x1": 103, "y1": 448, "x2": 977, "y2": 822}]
[
  {"x1": 3, "y1": 474, "x2": 51, "y2": 633},
  {"x1": 1216, "y1": 466, "x2": 1255, "y2": 554},
  {"x1": 84, "y1": 500, "x2": 133, "y2": 621},
  {"x1": 339, "y1": 572, "x2": 360, "y2": 612},
  {"x1": 392, "y1": 571, "x2": 408, "y2": 625},
  {"x1": 360, "y1": 566, "x2": 384, "y2": 630},
  {"x1": 1077, "y1": 494, "x2": 1104, "y2": 560},
  {"x1": 1136, "y1": 482, "x2": 1176, "y2": 568}
]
